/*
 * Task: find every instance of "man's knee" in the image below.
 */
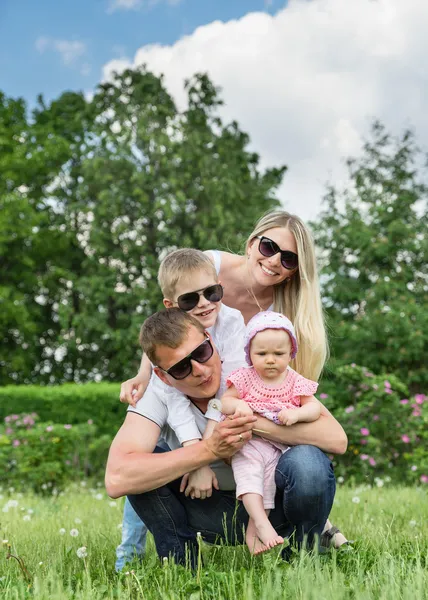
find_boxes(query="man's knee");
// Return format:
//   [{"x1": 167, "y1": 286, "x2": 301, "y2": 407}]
[{"x1": 275, "y1": 445, "x2": 335, "y2": 497}]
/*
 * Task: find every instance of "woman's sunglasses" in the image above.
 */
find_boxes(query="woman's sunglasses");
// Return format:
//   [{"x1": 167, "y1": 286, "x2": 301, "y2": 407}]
[
  {"x1": 255, "y1": 236, "x2": 298, "y2": 270},
  {"x1": 176, "y1": 284, "x2": 223, "y2": 312},
  {"x1": 156, "y1": 337, "x2": 214, "y2": 380}
]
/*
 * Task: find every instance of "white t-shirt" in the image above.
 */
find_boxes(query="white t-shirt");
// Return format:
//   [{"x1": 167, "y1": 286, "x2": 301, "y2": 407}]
[{"x1": 128, "y1": 304, "x2": 246, "y2": 490}]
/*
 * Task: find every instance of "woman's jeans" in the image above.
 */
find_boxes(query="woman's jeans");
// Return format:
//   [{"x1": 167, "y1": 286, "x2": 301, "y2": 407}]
[
  {"x1": 115, "y1": 497, "x2": 148, "y2": 571},
  {"x1": 128, "y1": 444, "x2": 336, "y2": 567}
]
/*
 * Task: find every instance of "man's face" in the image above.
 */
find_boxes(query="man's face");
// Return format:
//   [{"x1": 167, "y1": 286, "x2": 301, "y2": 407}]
[{"x1": 153, "y1": 325, "x2": 222, "y2": 400}]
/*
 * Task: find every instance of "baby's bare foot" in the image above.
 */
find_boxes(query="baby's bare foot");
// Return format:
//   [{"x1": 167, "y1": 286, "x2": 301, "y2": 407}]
[
  {"x1": 246, "y1": 518, "x2": 268, "y2": 555},
  {"x1": 252, "y1": 520, "x2": 283, "y2": 554}
]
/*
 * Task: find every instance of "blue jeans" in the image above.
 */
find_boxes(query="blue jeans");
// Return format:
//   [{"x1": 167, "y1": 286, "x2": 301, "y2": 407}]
[
  {"x1": 115, "y1": 497, "x2": 148, "y2": 571},
  {"x1": 128, "y1": 444, "x2": 336, "y2": 567}
]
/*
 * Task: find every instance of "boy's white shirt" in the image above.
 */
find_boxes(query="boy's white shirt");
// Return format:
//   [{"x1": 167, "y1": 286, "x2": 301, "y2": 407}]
[{"x1": 128, "y1": 304, "x2": 246, "y2": 490}]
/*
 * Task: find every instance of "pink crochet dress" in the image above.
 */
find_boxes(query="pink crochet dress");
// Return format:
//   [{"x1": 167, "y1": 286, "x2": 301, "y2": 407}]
[{"x1": 226, "y1": 366, "x2": 318, "y2": 508}]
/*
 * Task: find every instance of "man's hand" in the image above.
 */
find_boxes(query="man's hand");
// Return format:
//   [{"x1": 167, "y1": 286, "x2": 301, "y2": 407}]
[
  {"x1": 180, "y1": 466, "x2": 219, "y2": 500},
  {"x1": 233, "y1": 401, "x2": 254, "y2": 418},
  {"x1": 203, "y1": 414, "x2": 256, "y2": 459},
  {"x1": 119, "y1": 376, "x2": 147, "y2": 407},
  {"x1": 277, "y1": 408, "x2": 300, "y2": 426}
]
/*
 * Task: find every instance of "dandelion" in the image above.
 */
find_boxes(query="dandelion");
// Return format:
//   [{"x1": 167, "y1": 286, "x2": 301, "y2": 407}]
[
  {"x1": 109, "y1": 501, "x2": 117, "y2": 507},
  {"x1": 76, "y1": 546, "x2": 87, "y2": 559},
  {"x1": 337, "y1": 476, "x2": 344, "y2": 484},
  {"x1": 401, "y1": 435, "x2": 410, "y2": 443},
  {"x1": 23, "y1": 515, "x2": 31, "y2": 521},
  {"x1": 352, "y1": 496, "x2": 360, "y2": 504},
  {"x1": 59, "y1": 528, "x2": 66, "y2": 535},
  {"x1": 95, "y1": 493, "x2": 103, "y2": 500},
  {"x1": 8, "y1": 500, "x2": 18, "y2": 508},
  {"x1": 409, "y1": 520, "x2": 417, "y2": 527},
  {"x1": 27, "y1": 509, "x2": 34, "y2": 514},
  {"x1": 385, "y1": 476, "x2": 391, "y2": 482},
  {"x1": 80, "y1": 481, "x2": 87, "y2": 487},
  {"x1": 375, "y1": 479, "x2": 384, "y2": 488},
  {"x1": 70, "y1": 529, "x2": 79, "y2": 537},
  {"x1": 75, "y1": 518, "x2": 82, "y2": 524},
  {"x1": 345, "y1": 406, "x2": 354, "y2": 414},
  {"x1": 2, "y1": 539, "x2": 9, "y2": 544}
]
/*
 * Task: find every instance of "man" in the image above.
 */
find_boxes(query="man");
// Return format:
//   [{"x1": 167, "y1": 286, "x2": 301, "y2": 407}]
[{"x1": 105, "y1": 309, "x2": 347, "y2": 566}]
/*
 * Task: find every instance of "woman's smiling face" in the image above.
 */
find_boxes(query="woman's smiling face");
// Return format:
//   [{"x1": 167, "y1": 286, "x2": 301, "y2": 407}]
[{"x1": 248, "y1": 227, "x2": 298, "y2": 287}]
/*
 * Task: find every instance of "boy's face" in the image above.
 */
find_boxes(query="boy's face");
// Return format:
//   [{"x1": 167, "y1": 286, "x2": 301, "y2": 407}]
[{"x1": 164, "y1": 269, "x2": 222, "y2": 329}]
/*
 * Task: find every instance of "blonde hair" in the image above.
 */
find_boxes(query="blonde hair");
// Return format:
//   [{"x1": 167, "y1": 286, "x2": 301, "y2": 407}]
[
  {"x1": 158, "y1": 248, "x2": 218, "y2": 299},
  {"x1": 140, "y1": 308, "x2": 205, "y2": 365},
  {"x1": 246, "y1": 210, "x2": 328, "y2": 381}
]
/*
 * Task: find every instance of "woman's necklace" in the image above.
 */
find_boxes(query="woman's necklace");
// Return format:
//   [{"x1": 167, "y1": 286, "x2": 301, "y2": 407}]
[{"x1": 246, "y1": 285, "x2": 264, "y2": 312}]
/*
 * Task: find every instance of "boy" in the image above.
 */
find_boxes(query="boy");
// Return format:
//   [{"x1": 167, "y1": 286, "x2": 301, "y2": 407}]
[{"x1": 116, "y1": 249, "x2": 246, "y2": 569}]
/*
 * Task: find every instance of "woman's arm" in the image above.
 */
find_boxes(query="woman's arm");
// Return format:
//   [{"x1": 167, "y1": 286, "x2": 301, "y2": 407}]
[{"x1": 254, "y1": 399, "x2": 347, "y2": 455}]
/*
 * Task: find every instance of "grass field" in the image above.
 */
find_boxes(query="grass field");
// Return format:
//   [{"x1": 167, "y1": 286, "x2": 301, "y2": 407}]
[{"x1": 1, "y1": 484, "x2": 427, "y2": 599}]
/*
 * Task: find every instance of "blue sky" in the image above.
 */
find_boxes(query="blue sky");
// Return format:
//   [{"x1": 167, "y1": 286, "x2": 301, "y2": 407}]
[{"x1": 0, "y1": 0, "x2": 279, "y2": 104}]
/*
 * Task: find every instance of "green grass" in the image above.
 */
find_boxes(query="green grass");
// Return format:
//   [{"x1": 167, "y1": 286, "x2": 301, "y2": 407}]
[{"x1": 0, "y1": 484, "x2": 427, "y2": 599}]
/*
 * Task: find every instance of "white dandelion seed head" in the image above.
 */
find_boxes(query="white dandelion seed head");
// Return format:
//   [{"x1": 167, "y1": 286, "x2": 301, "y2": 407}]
[
  {"x1": 352, "y1": 496, "x2": 360, "y2": 504},
  {"x1": 76, "y1": 546, "x2": 87, "y2": 559},
  {"x1": 59, "y1": 528, "x2": 66, "y2": 535},
  {"x1": 23, "y1": 515, "x2": 31, "y2": 521},
  {"x1": 74, "y1": 518, "x2": 82, "y2": 524},
  {"x1": 70, "y1": 529, "x2": 79, "y2": 537}
]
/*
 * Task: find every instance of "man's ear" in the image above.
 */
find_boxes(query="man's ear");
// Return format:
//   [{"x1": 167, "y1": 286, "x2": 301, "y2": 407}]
[
  {"x1": 163, "y1": 298, "x2": 174, "y2": 309},
  {"x1": 153, "y1": 367, "x2": 173, "y2": 387}
]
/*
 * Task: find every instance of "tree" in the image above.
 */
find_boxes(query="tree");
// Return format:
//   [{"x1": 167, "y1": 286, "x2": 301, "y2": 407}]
[{"x1": 314, "y1": 121, "x2": 428, "y2": 389}]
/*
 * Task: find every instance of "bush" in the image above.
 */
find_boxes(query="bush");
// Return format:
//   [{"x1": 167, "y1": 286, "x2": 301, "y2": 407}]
[
  {"x1": 0, "y1": 383, "x2": 124, "y2": 436},
  {"x1": 319, "y1": 365, "x2": 428, "y2": 485},
  {"x1": 0, "y1": 413, "x2": 111, "y2": 493}
]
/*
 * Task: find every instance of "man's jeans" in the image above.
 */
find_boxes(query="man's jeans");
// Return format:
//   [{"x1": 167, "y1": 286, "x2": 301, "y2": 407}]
[{"x1": 128, "y1": 444, "x2": 336, "y2": 567}]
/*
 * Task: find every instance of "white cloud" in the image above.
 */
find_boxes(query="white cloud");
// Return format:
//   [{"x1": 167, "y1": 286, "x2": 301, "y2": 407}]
[
  {"x1": 35, "y1": 37, "x2": 87, "y2": 66},
  {"x1": 107, "y1": 0, "x2": 182, "y2": 14},
  {"x1": 102, "y1": 0, "x2": 428, "y2": 221}
]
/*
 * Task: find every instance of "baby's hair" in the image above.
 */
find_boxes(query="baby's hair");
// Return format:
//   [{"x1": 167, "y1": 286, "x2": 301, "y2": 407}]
[{"x1": 158, "y1": 248, "x2": 218, "y2": 299}]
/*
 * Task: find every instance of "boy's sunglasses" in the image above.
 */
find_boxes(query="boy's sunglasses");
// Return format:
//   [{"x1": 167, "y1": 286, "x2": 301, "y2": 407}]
[
  {"x1": 156, "y1": 337, "x2": 214, "y2": 380},
  {"x1": 255, "y1": 236, "x2": 298, "y2": 270},
  {"x1": 176, "y1": 284, "x2": 223, "y2": 312}
]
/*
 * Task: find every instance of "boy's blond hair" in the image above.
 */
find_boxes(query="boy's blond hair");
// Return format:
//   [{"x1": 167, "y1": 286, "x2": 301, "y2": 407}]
[
  {"x1": 139, "y1": 308, "x2": 205, "y2": 365},
  {"x1": 158, "y1": 248, "x2": 218, "y2": 300}
]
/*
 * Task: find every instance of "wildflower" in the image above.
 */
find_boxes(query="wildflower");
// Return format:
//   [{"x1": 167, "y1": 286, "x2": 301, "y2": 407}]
[
  {"x1": 345, "y1": 406, "x2": 354, "y2": 414},
  {"x1": 420, "y1": 475, "x2": 428, "y2": 484},
  {"x1": 109, "y1": 501, "x2": 117, "y2": 507},
  {"x1": 337, "y1": 476, "x2": 344, "y2": 484},
  {"x1": 360, "y1": 454, "x2": 369, "y2": 460},
  {"x1": 12, "y1": 440, "x2": 20, "y2": 447},
  {"x1": 39, "y1": 562, "x2": 43, "y2": 566},
  {"x1": 384, "y1": 380, "x2": 391, "y2": 389},
  {"x1": 76, "y1": 546, "x2": 88, "y2": 559},
  {"x1": 46, "y1": 426, "x2": 53, "y2": 432},
  {"x1": 409, "y1": 520, "x2": 417, "y2": 527},
  {"x1": 2, "y1": 540, "x2": 9, "y2": 544},
  {"x1": 64, "y1": 424, "x2": 72, "y2": 430},
  {"x1": 8, "y1": 500, "x2": 18, "y2": 508},
  {"x1": 80, "y1": 481, "x2": 87, "y2": 487},
  {"x1": 75, "y1": 518, "x2": 82, "y2": 524},
  {"x1": 414, "y1": 394, "x2": 425, "y2": 405},
  {"x1": 70, "y1": 529, "x2": 79, "y2": 537},
  {"x1": 319, "y1": 393, "x2": 328, "y2": 399},
  {"x1": 384, "y1": 476, "x2": 391, "y2": 482},
  {"x1": 411, "y1": 465, "x2": 418, "y2": 471},
  {"x1": 385, "y1": 389, "x2": 393, "y2": 395},
  {"x1": 412, "y1": 410, "x2": 421, "y2": 417},
  {"x1": 372, "y1": 384, "x2": 378, "y2": 390},
  {"x1": 95, "y1": 493, "x2": 103, "y2": 500},
  {"x1": 360, "y1": 428, "x2": 370, "y2": 436},
  {"x1": 401, "y1": 435, "x2": 410, "y2": 443},
  {"x1": 369, "y1": 457, "x2": 376, "y2": 466},
  {"x1": 27, "y1": 509, "x2": 34, "y2": 514},
  {"x1": 352, "y1": 496, "x2": 360, "y2": 504},
  {"x1": 373, "y1": 415, "x2": 379, "y2": 421},
  {"x1": 400, "y1": 399, "x2": 409, "y2": 405},
  {"x1": 375, "y1": 479, "x2": 384, "y2": 488},
  {"x1": 59, "y1": 528, "x2": 66, "y2": 535},
  {"x1": 351, "y1": 363, "x2": 356, "y2": 367},
  {"x1": 87, "y1": 419, "x2": 93, "y2": 425},
  {"x1": 23, "y1": 515, "x2": 31, "y2": 521}
]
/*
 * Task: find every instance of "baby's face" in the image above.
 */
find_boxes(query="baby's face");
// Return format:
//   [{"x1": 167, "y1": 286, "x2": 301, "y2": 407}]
[
  {"x1": 169, "y1": 270, "x2": 222, "y2": 329},
  {"x1": 250, "y1": 328, "x2": 292, "y2": 383}
]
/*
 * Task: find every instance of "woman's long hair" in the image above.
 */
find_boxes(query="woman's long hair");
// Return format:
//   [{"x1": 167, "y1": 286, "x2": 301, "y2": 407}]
[{"x1": 245, "y1": 210, "x2": 328, "y2": 381}]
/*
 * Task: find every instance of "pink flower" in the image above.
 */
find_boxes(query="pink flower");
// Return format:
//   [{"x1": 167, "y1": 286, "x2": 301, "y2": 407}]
[
  {"x1": 384, "y1": 380, "x2": 391, "y2": 389},
  {"x1": 369, "y1": 457, "x2": 376, "y2": 466},
  {"x1": 345, "y1": 406, "x2": 355, "y2": 414},
  {"x1": 360, "y1": 439, "x2": 368, "y2": 445},
  {"x1": 385, "y1": 389, "x2": 393, "y2": 395},
  {"x1": 400, "y1": 399, "x2": 409, "y2": 405},
  {"x1": 87, "y1": 419, "x2": 93, "y2": 425},
  {"x1": 360, "y1": 428, "x2": 370, "y2": 436},
  {"x1": 64, "y1": 424, "x2": 72, "y2": 430},
  {"x1": 412, "y1": 410, "x2": 421, "y2": 417},
  {"x1": 401, "y1": 435, "x2": 410, "y2": 443},
  {"x1": 393, "y1": 452, "x2": 399, "y2": 458},
  {"x1": 46, "y1": 426, "x2": 53, "y2": 432},
  {"x1": 420, "y1": 475, "x2": 428, "y2": 484},
  {"x1": 351, "y1": 363, "x2": 356, "y2": 367},
  {"x1": 13, "y1": 440, "x2": 21, "y2": 447},
  {"x1": 361, "y1": 454, "x2": 369, "y2": 460},
  {"x1": 373, "y1": 415, "x2": 379, "y2": 421},
  {"x1": 414, "y1": 395, "x2": 424, "y2": 405},
  {"x1": 6, "y1": 428, "x2": 13, "y2": 435},
  {"x1": 319, "y1": 393, "x2": 328, "y2": 399},
  {"x1": 411, "y1": 465, "x2": 417, "y2": 471}
]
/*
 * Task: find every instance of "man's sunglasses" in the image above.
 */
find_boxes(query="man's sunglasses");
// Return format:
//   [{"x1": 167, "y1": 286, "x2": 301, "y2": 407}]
[
  {"x1": 255, "y1": 236, "x2": 298, "y2": 270},
  {"x1": 156, "y1": 337, "x2": 214, "y2": 380},
  {"x1": 176, "y1": 284, "x2": 223, "y2": 312}
]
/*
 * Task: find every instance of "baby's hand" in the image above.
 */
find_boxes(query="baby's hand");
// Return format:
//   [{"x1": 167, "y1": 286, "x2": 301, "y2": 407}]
[
  {"x1": 180, "y1": 466, "x2": 219, "y2": 500},
  {"x1": 277, "y1": 408, "x2": 300, "y2": 426},
  {"x1": 233, "y1": 401, "x2": 253, "y2": 418}
]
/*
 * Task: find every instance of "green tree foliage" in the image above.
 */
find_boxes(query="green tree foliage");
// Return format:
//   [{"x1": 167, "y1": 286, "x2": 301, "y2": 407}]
[
  {"x1": 0, "y1": 68, "x2": 285, "y2": 384},
  {"x1": 314, "y1": 122, "x2": 428, "y2": 388}
]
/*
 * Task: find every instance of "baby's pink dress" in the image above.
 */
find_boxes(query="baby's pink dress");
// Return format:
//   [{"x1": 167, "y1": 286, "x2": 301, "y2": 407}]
[{"x1": 227, "y1": 366, "x2": 318, "y2": 509}]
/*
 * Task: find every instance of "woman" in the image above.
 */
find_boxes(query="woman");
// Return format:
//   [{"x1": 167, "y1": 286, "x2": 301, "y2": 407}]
[{"x1": 120, "y1": 209, "x2": 349, "y2": 550}]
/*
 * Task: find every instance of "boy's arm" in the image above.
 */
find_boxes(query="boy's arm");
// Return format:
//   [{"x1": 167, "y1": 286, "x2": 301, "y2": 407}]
[{"x1": 120, "y1": 353, "x2": 152, "y2": 406}]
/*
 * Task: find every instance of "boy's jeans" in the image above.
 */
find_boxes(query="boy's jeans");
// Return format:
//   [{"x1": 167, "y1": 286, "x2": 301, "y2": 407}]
[
  {"x1": 115, "y1": 497, "x2": 147, "y2": 571},
  {"x1": 128, "y1": 444, "x2": 336, "y2": 567}
]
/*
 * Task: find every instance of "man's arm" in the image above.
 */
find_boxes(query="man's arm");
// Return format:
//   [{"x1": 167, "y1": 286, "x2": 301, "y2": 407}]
[
  {"x1": 254, "y1": 399, "x2": 347, "y2": 454},
  {"x1": 105, "y1": 412, "x2": 257, "y2": 498}
]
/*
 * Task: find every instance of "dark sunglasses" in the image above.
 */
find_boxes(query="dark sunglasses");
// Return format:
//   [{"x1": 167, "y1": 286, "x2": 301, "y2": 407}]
[
  {"x1": 156, "y1": 337, "x2": 214, "y2": 380},
  {"x1": 255, "y1": 236, "x2": 298, "y2": 270},
  {"x1": 176, "y1": 284, "x2": 223, "y2": 312}
]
